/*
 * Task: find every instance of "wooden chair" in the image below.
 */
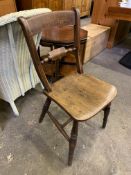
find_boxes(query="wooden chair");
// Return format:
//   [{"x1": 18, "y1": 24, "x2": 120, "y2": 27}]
[{"x1": 18, "y1": 8, "x2": 117, "y2": 166}]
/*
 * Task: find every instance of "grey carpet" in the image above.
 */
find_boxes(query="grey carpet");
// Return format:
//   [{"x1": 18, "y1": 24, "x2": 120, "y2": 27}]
[
  {"x1": 0, "y1": 62, "x2": 131, "y2": 175},
  {"x1": 92, "y1": 35, "x2": 131, "y2": 76}
]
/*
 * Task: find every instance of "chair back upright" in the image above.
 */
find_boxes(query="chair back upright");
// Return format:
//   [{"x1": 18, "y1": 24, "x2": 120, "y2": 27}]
[{"x1": 18, "y1": 8, "x2": 82, "y2": 92}]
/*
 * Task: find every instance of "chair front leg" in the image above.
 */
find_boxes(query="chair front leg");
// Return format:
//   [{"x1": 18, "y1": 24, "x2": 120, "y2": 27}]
[
  {"x1": 68, "y1": 120, "x2": 78, "y2": 166},
  {"x1": 39, "y1": 97, "x2": 51, "y2": 123},
  {"x1": 102, "y1": 103, "x2": 111, "y2": 128}
]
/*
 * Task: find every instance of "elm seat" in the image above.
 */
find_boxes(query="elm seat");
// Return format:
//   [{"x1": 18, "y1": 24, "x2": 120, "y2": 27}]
[{"x1": 45, "y1": 74, "x2": 117, "y2": 121}]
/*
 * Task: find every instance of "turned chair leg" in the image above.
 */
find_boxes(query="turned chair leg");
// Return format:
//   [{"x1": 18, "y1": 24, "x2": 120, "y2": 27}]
[
  {"x1": 68, "y1": 120, "x2": 78, "y2": 166},
  {"x1": 39, "y1": 97, "x2": 51, "y2": 123},
  {"x1": 102, "y1": 103, "x2": 111, "y2": 128}
]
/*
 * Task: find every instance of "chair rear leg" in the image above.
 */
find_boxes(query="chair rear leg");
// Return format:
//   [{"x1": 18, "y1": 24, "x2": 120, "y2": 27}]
[
  {"x1": 39, "y1": 97, "x2": 51, "y2": 123},
  {"x1": 102, "y1": 103, "x2": 111, "y2": 128},
  {"x1": 68, "y1": 120, "x2": 78, "y2": 166}
]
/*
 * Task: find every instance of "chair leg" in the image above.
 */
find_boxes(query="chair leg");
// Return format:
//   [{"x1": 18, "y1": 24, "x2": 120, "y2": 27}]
[
  {"x1": 39, "y1": 97, "x2": 51, "y2": 123},
  {"x1": 68, "y1": 120, "x2": 78, "y2": 166},
  {"x1": 37, "y1": 46, "x2": 40, "y2": 57},
  {"x1": 102, "y1": 103, "x2": 111, "y2": 129}
]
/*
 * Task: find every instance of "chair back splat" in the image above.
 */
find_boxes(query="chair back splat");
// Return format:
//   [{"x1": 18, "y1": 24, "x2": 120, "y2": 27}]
[{"x1": 18, "y1": 8, "x2": 83, "y2": 92}]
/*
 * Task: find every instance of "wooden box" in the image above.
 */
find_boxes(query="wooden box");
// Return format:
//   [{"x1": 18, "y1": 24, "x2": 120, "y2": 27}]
[
  {"x1": 82, "y1": 24, "x2": 110, "y2": 63},
  {"x1": 0, "y1": 0, "x2": 16, "y2": 16}
]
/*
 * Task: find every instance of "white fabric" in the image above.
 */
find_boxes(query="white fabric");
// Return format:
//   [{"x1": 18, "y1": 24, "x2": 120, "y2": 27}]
[
  {"x1": 0, "y1": 8, "x2": 51, "y2": 116},
  {"x1": 0, "y1": 8, "x2": 51, "y2": 26}
]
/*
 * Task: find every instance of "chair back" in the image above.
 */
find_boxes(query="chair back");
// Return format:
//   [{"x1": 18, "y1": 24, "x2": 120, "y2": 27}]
[{"x1": 18, "y1": 8, "x2": 82, "y2": 92}]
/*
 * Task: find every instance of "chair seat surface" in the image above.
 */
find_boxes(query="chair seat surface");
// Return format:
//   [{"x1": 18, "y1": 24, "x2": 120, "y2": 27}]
[{"x1": 45, "y1": 74, "x2": 117, "y2": 121}]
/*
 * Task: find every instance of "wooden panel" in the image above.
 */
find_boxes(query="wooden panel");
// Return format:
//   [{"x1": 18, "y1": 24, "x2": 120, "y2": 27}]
[
  {"x1": 81, "y1": 0, "x2": 88, "y2": 13},
  {"x1": 64, "y1": 0, "x2": 76, "y2": 10},
  {"x1": 48, "y1": 0, "x2": 62, "y2": 11},
  {"x1": 77, "y1": 0, "x2": 91, "y2": 16},
  {"x1": 64, "y1": 0, "x2": 91, "y2": 16},
  {"x1": 32, "y1": 0, "x2": 48, "y2": 8},
  {"x1": 16, "y1": 0, "x2": 91, "y2": 16},
  {"x1": 76, "y1": 0, "x2": 82, "y2": 15},
  {"x1": 0, "y1": 0, "x2": 16, "y2": 16}
]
